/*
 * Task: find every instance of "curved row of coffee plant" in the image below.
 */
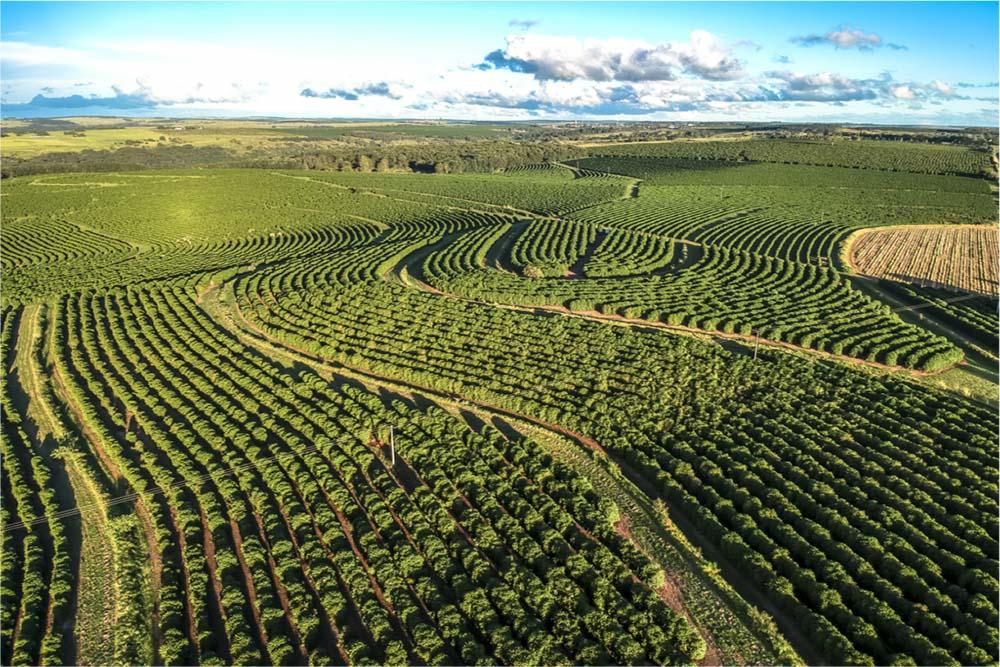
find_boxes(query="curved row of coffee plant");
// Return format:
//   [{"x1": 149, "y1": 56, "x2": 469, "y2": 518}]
[
  {"x1": 1, "y1": 145, "x2": 996, "y2": 666},
  {"x1": 507, "y1": 219, "x2": 598, "y2": 277},
  {"x1": 582, "y1": 228, "x2": 686, "y2": 278},
  {"x1": 293, "y1": 169, "x2": 628, "y2": 217},
  {"x1": 567, "y1": 175, "x2": 994, "y2": 264},
  {"x1": 233, "y1": 235, "x2": 998, "y2": 666},
  {"x1": 0, "y1": 218, "x2": 136, "y2": 271},
  {"x1": 26, "y1": 278, "x2": 706, "y2": 665},
  {"x1": 422, "y1": 222, "x2": 960, "y2": 370}
]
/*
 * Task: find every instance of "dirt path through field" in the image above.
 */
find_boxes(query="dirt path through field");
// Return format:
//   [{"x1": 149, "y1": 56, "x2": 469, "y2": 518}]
[
  {"x1": 10, "y1": 305, "x2": 86, "y2": 664},
  {"x1": 48, "y1": 321, "x2": 169, "y2": 663},
  {"x1": 199, "y1": 279, "x2": 818, "y2": 666}
]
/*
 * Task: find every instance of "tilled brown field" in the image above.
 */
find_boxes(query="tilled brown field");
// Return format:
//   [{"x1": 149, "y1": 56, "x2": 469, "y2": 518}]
[{"x1": 850, "y1": 224, "x2": 999, "y2": 296}]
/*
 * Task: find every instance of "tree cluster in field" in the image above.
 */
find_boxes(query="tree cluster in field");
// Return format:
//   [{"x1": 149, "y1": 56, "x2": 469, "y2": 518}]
[
  {"x1": 1, "y1": 145, "x2": 236, "y2": 178},
  {"x1": 2, "y1": 139, "x2": 587, "y2": 179},
  {"x1": 264, "y1": 140, "x2": 585, "y2": 175}
]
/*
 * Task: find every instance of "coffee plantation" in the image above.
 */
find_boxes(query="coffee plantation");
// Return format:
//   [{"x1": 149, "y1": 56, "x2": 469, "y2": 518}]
[{"x1": 2, "y1": 135, "x2": 997, "y2": 667}]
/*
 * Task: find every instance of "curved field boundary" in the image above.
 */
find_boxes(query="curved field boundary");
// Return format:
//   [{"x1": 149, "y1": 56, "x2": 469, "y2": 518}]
[{"x1": 844, "y1": 224, "x2": 999, "y2": 296}]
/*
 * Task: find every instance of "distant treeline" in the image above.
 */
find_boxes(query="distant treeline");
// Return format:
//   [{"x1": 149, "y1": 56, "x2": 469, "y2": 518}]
[
  {"x1": 4, "y1": 122, "x2": 994, "y2": 179},
  {"x1": 578, "y1": 126, "x2": 998, "y2": 149},
  {"x1": 1, "y1": 140, "x2": 585, "y2": 178}
]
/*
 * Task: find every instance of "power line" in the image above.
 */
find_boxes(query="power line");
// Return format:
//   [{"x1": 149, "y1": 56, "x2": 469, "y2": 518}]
[
  {"x1": 750, "y1": 290, "x2": 988, "y2": 346},
  {"x1": 888, "y1": 291, "x2": 983, "y2": 314}
]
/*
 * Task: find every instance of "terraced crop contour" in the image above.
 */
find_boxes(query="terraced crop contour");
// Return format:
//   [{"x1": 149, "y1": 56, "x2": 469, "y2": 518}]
[{"x1": 2, "y1": 139, "x2": 997, "y2": 667}]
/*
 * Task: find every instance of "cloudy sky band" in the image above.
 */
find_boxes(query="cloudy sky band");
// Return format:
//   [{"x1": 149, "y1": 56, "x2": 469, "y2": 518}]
[{"x1": 1, "y1": 1, "x2": 996, "y2": 125}]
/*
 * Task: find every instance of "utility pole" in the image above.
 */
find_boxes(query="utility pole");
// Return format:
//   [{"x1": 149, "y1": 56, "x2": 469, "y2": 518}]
[
  {"x1": 753, "y1": 327, "x2": 760, "y2": 361},
  {"x1": 389, "y1": 425, "x2": 395, "y2": 466}
]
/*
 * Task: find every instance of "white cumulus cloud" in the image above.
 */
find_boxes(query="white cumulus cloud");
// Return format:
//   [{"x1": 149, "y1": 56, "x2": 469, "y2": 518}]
[
  {"x1": 889, "y1": 84, "x2": 915, "y2": 99},
  {"x1": 791, "y1": 27, "x2": 905, "y2": 51},
  {"x1": 477, "y1": 31, "x2": 745, "y2": 82},
  {"x1": 928, "y1": 79, "x2": 956, "y2": 96}
]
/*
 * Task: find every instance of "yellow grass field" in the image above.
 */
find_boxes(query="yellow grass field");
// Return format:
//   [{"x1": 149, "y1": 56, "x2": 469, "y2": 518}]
[
  {"x1": 0, "y1": 121, "x2": 289, "y2": 158},
  {"x1": 2, "y1": 127, "x2": 166, "y2": 156},
  {"x1": 850, "y1": 224, "x2": 999, "y2": 296},
  {"x1": 0, "y1": 119, "x2": 483, "y2": 158}
]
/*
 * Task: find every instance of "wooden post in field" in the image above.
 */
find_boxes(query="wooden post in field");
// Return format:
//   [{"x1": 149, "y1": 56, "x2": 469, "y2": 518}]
[{"x1": 390, "y1": 426, "x2": 395, "y2": 466}]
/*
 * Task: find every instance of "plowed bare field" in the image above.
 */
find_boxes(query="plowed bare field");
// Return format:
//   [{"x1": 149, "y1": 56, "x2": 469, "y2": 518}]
[{"x1": 850, "y1": 224, "x2": 999, "y2": 296}]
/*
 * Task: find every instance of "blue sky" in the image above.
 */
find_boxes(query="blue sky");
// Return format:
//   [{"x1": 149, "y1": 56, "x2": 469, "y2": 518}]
[{"x1": 2, "y1": 2, "x2": 997, "y2": 125}]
